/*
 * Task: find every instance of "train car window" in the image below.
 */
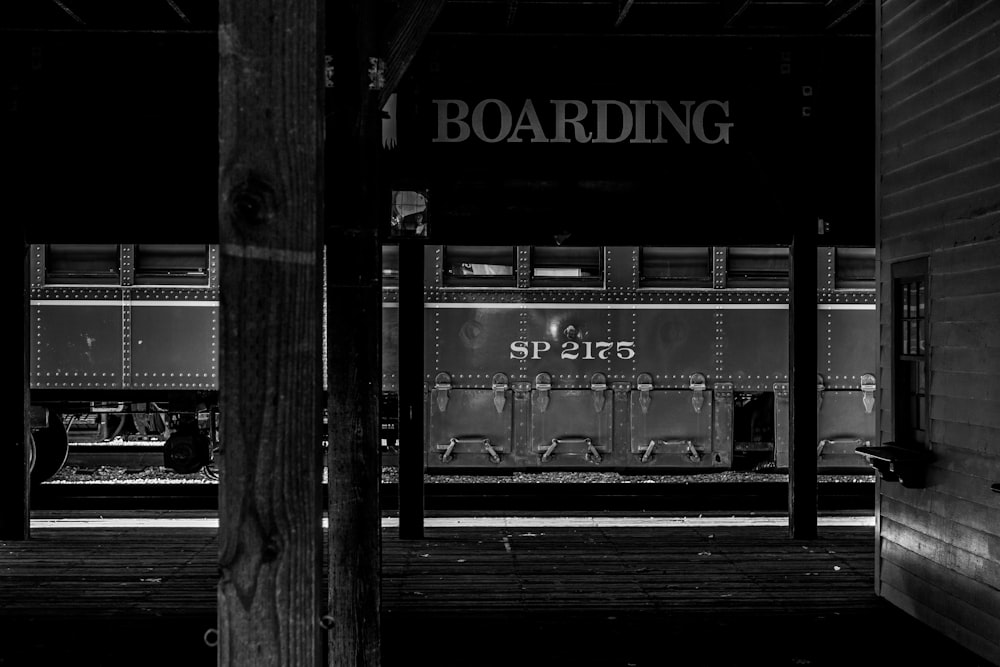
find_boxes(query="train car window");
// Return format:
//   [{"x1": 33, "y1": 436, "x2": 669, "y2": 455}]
[
  {"x1": 726, "y1": 247, "x2": 789, "y2": 287},
  {"x1": 640, "y1": 247, "x2": 711, "y2": 287},
  {"x1": 834, "y1": 247, "x2": 876, "y2": 288},
  {"x1": 382, "y1": 245, "x2": 399, "y2": 286},
  {"x1": 44, "y1": 244, "x2": 120, "y2": 285},
  {"x1": 443, "y1": 246, "x2": 515, "y2": 287},
  {"x1": 531, "y1": 246, "x2": 603, "y2": 287},
  {"x1": 134, "y1": 244, "x2": 209, "y2": 285}
]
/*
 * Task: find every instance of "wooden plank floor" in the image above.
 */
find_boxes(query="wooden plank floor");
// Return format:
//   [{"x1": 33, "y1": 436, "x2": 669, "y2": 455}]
[{"x1": 1, "y1": 518, "x2": 992, "y2": 666}]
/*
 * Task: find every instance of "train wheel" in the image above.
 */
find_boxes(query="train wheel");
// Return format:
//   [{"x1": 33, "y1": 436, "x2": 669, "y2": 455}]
[{"x1": 30, "y1": 412, "x2": 69, "y2": 485}]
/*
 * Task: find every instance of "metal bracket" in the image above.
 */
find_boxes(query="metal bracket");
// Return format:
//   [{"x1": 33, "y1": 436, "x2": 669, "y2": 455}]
[
  {"x1": 861, "y1": 373, "x2": 876, "y2": 414},
  {"x1": 437, "y1": 437, "x2": 502, "y2": 464},
  {"x1": 637, "y1": 372, "x2": 653, "y2": 414},
  {"x1": 540, "y1": 437, "x2": 601, "y2": 464},
  {"x1": 534, "y1": 372, "x2": 551, "y2": 413},
  {"x1": 689, "y1": 373, "x2": 706, "y2": 414},
  {"x1": 434, "y1": 372, "x2": 451, "y2": 413},
  {"x1": 492, "y1": 373, "x2": 509, "y2": 414},
  {"x1": 640, "y1": 439, "x2": 699, "y2": 463},
  {"x1": 591, "y1": 373, "x2": 607, "y2": 413}
]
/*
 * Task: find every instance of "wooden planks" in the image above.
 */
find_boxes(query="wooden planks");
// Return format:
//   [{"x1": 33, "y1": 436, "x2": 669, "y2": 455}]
[
  {"x1": 2, "y1": 524, "x2": 879, "y2": 620},
  {"x1": 5, "y1": 521, "x2": 992, "y2": 665}
]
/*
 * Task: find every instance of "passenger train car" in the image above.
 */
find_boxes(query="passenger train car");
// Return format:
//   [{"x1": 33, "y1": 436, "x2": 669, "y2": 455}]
[{"x1": 27, "y1": 241, "x2": 876, "y2": 482}]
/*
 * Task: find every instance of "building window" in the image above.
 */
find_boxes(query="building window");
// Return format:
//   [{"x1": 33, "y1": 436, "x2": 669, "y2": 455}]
[
  {"x1": 893, "y1": 258, "x2": 928, "y2": 446},
  {"x1": 44, "y1": 244, "x2": 120, "y2": 285},
  {"x1": 640, "y1": 247, "x2": 711, "y2": 288}
]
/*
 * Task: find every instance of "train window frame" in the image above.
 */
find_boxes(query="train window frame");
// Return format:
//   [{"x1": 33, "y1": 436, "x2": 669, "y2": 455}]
[
  {"x1": 725, "y1": 246, "x2": 790, "y2": 288},
  {"x1": 639, "y1": 246, "x2": 712, "y2": 289},
  {"x1": 133, "y1": 244, "x2": 210, "y2": 286},
  {"x1": 834, "y1": 247, "x2": 876, "y2": 289},
  {"x1": 528, "y1": 246, "x2": 604, "y2": 289},
  {"x1": 442, "y1": 245, "x2": 516, "y2": 288},
  {"x1": 43, "y1": 244, "x2": 121, "y2": 285}
]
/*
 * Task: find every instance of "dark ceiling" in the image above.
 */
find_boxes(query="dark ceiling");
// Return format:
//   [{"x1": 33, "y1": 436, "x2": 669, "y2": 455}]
[{"x1": 6, "y1": 0, "x2": 873, "y2": 37}]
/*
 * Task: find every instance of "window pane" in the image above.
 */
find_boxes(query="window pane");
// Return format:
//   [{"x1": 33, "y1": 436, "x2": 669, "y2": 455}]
[
  {"x1": 45, "y1": 244, "x2": 120, "y2": 284},
  {"x1": 135, "y1": 244, "x2": 209, "y2": 285},
  {"x1": 727, "y1": 247, "x2": 789, "y2": 287},
  {"x1": 834, "y1": 247, "x2": 875, "y2": 288},
  {"x1": 382, "y1": 245, "x2": 399, "y2": 285},
  {"x1": 641, "y1": 247, "x2": 711, "y2": 286},
  {"x1": 391, "y1": 190, "x2": 429, "y2": 236},
  {"x1": 443, "y1": 246, "x2": 515, "y2": 286},
  {"x1": 532, "y1": 247, "x2": 602, "y2": 282}
]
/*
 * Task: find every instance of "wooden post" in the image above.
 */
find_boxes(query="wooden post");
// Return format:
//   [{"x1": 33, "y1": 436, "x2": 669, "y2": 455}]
[
  {"x1": 398, "y1": 240, "x2": 425, "y2": 539},
  {"x1": 217, "y1": 0, "x2": 325, "y2": 664},
  {"x1": 788, "y1": 230, "x2": 819, "y2": 539},
  {"x1": 326, "y1": 0, "x2": 382, "y2": 662},
  {"x1": 2, "y1": 244, "x2": 31, "y2": 540}
]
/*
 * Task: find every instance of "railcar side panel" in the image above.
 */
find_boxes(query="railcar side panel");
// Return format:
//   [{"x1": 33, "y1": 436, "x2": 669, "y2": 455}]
[
  {"x1": 629, "y1": 308, "x2": 716, "y2": 384},
  {"x1": 529, "y1": 386, "x2": 615, "y2": 468},
  {"x1": 719, "y1": 308, "x2": 790, "y2": 387},
  {"x1": 629, "y1": 388, "x2": 721, "y2": 468},
  {"x1": 32, "y1": 299, "x2": 124, "y2": 389},
  {"x1": 129, "y1": 300, "x2": 217, "y2": 390},
  {"x1": 427, "y1": 385, "x2": 515, "y2": 468}
]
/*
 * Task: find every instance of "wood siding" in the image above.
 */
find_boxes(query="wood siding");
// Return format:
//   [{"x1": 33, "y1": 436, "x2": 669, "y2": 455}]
[{"x1": 877, "y1": 0, "x2": 1000, "y2": 663}]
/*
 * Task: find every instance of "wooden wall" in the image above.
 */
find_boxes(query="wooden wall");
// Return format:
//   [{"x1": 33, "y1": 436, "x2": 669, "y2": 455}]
[{"x1": 876, "y1": 0, "x2": 1000, "y2": 663}]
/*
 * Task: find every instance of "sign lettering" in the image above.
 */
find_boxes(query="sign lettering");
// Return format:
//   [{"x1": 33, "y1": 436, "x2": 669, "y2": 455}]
[
  {"x1": 510, "y1": 340, "x2": 636, "y2": 360},
  {"x1": 433, "y1": 98, "x2": 733, "y2": 145}
]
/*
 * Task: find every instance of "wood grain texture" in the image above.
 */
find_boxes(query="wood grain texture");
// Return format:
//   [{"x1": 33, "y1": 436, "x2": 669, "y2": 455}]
[{"x1": 217, "y1": 0, "x2": 325, "y2": 664}]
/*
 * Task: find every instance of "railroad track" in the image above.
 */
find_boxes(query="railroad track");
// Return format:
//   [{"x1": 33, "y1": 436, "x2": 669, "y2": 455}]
[{"x1": 32, "y1": 481, "x2": 875, "y2": 513}]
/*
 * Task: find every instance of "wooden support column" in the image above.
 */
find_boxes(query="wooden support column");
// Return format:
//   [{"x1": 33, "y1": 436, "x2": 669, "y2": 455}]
[
  {"x1": 788, "y1": 229, "x2": 819, "y2": 539},
  {"x1": 327, "y1": 0, "x2": 382, "y2": 662},
  {"x1": 398, "y1": 240, "x2": 425, "y2": 539},
  {"x1": 217, "y1": 0, "x2": 325, "y2": 664},
  {"x1": 2, "y1": 243, "x2": 31, "y2": 540}
]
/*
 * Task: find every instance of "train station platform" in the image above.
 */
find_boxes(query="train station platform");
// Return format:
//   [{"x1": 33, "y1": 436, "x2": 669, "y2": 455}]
[{"x1": 1, "y1": 513, "x2": 992, "y2": 666}]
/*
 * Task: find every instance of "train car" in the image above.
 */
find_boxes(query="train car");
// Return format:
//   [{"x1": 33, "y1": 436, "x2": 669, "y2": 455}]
[
  {"x1": 413, "y1": 243, "x2": 877, "y2": 472},
  {"x1": 27, "y1": 241, "x2": 875, "y2": 482},
  {"x1": 27, "y1": 244, "x2": 220, "y2": 483}
]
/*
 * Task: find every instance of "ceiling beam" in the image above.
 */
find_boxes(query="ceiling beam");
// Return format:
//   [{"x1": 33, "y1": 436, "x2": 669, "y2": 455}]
[
  {"x1": 615, "y1": 0, "x2": 635, "y2": 28},
  {"x1": 380, "y1": 0, "x2": 447, "y2": 107},
  {"x1": 825, "y1": 0, "x2": 868, "y2": 30},
  {"x1": 51, "y1": 0, "x2": 85, "y2": 24},
  {"x1": 723, "y1": 0, "x2": 753, "y2": 29},
  {"x1": 164, "y1": 0, "x2": 192, "y2": 24}
]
